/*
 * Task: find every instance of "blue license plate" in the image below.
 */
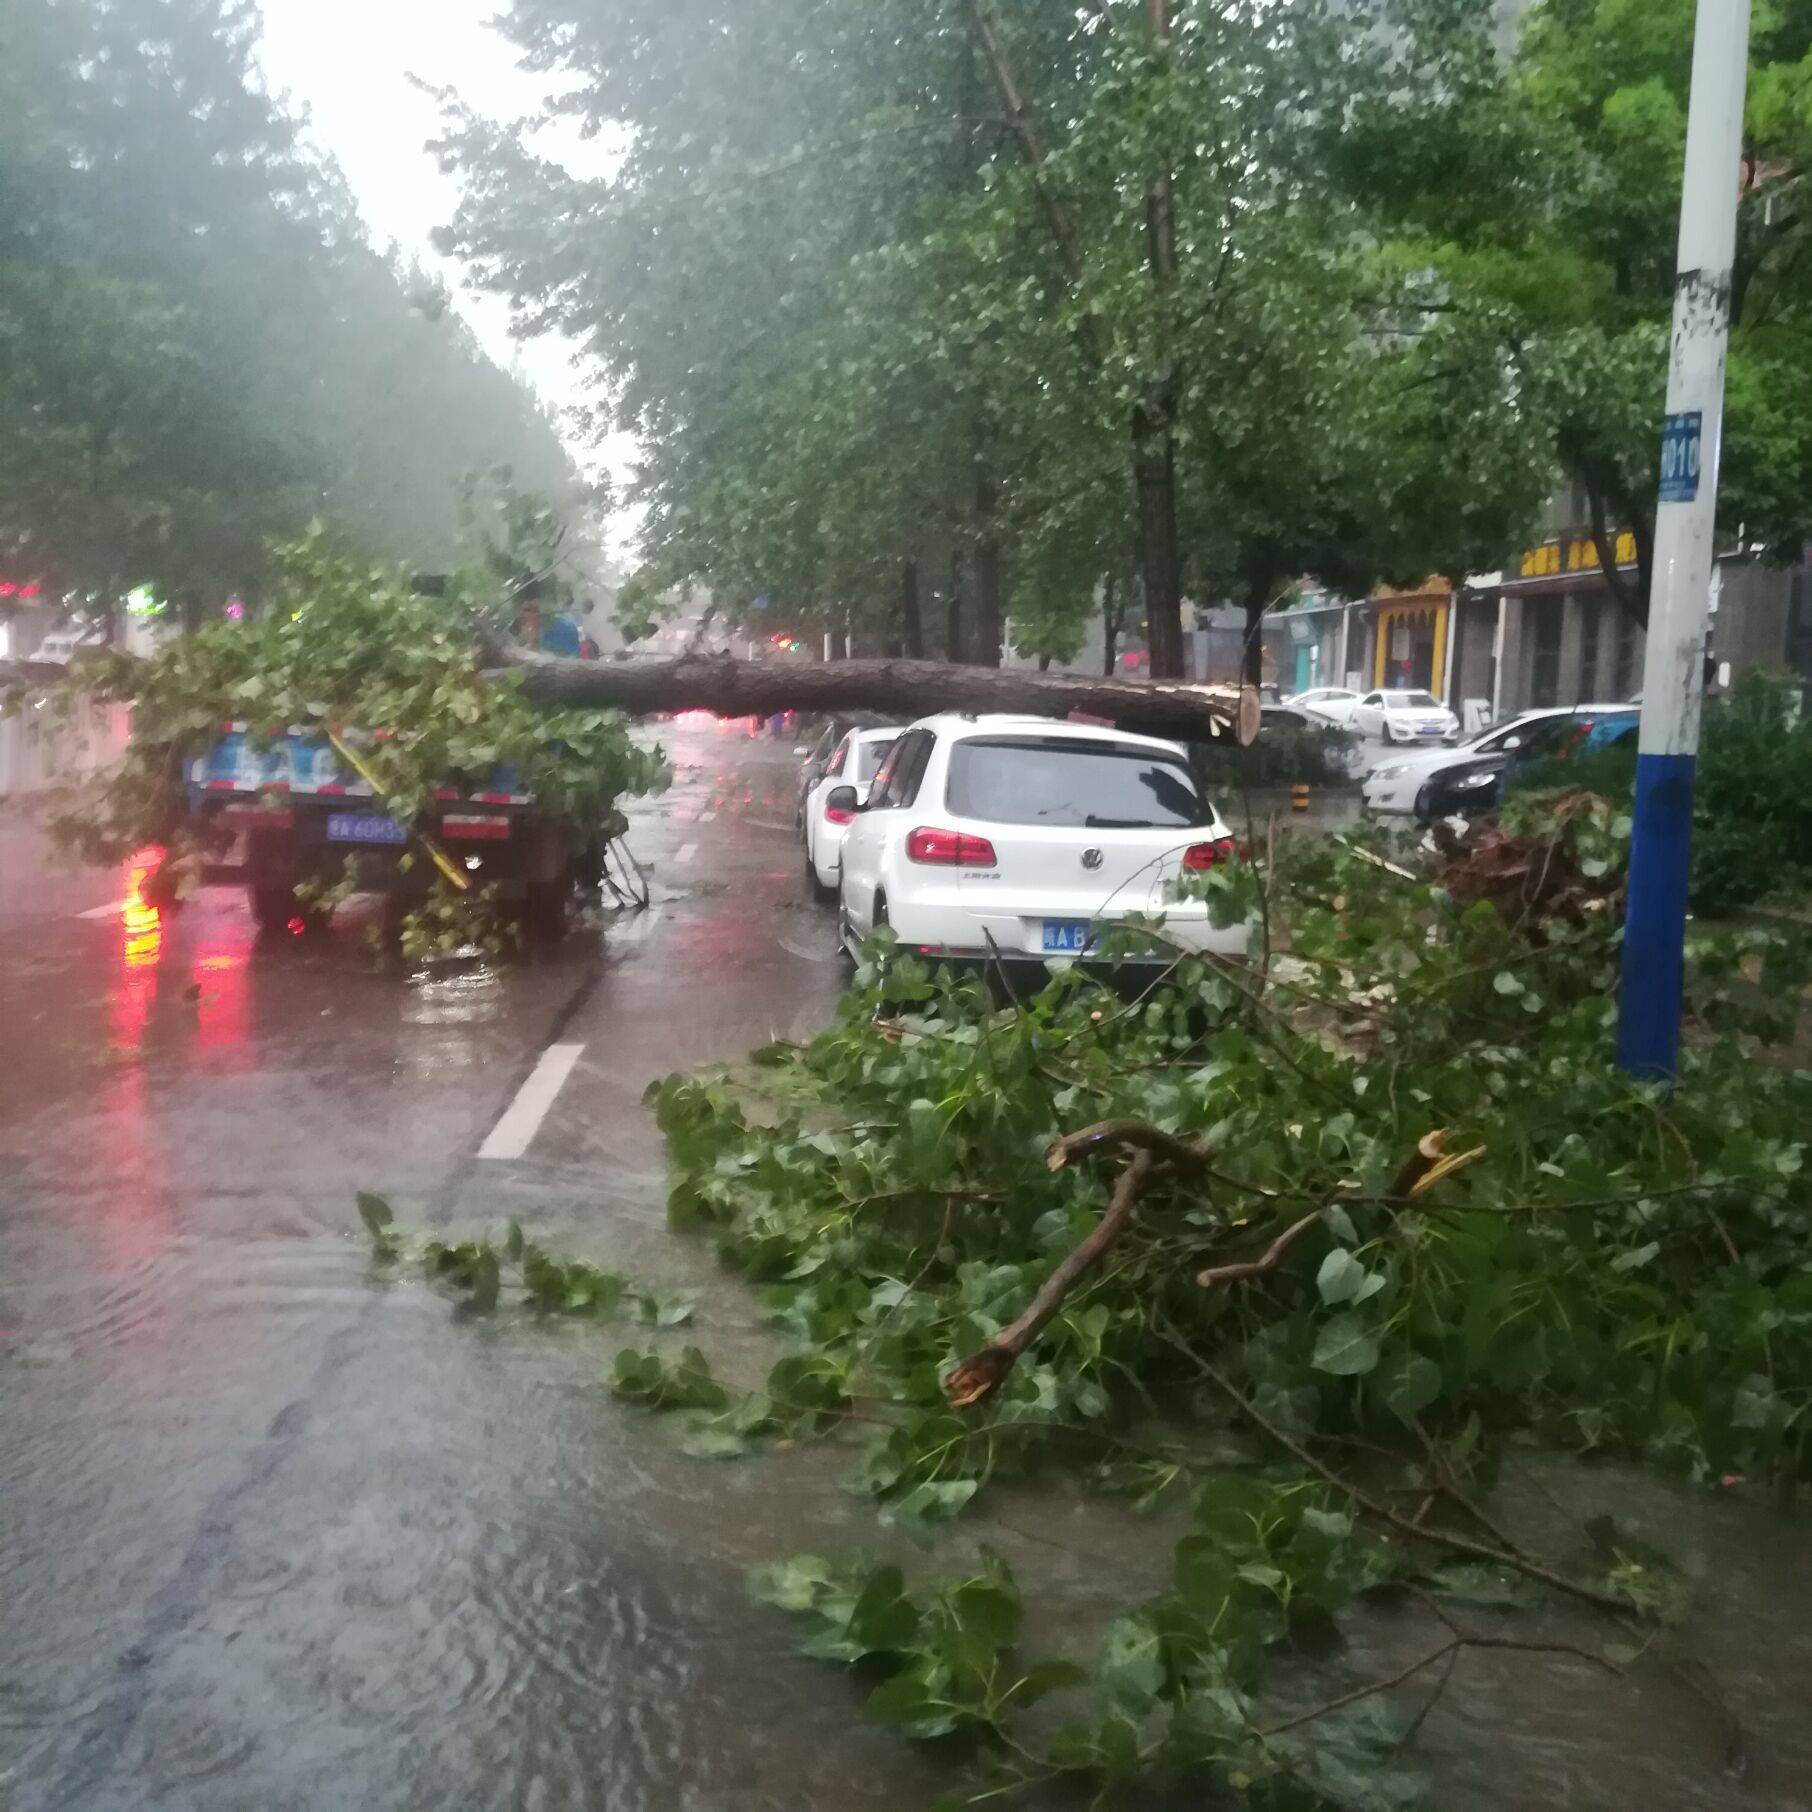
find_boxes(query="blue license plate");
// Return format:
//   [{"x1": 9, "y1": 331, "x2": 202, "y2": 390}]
[
  {"x1": 327, "y1": 812, "x2": 406, "y2": 846},
  {"x1": 1042, "y1": 920, "x2": 1093, "y2": 955}
]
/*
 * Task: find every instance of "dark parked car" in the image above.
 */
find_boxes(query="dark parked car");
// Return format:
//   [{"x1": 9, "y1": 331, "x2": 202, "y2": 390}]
[{"x1": 1414, "y1": 710, "x2": 1638, "y2": 822}]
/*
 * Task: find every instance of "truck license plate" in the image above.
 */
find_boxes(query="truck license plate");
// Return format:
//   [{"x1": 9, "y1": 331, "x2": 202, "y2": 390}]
[{"x1": 327, "y1": 813, "x2": 406, "y2": 846}]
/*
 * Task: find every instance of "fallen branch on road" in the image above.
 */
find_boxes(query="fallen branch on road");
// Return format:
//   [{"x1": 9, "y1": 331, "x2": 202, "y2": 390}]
[
  {"x1": 479, "y1": 637, "x2": 1259, "y2": 745},
  {"x1": 944, "y1": 1149, "x2": 1156, "y2": 1408}
]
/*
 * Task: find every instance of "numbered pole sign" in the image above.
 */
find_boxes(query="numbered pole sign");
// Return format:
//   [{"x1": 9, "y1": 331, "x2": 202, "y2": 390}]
[{"x1": 1658, "y1": 410, "x2": 1703, "y2": 504}]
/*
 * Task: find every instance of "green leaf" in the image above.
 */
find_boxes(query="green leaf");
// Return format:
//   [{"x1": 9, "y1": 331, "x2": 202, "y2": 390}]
[
  {"x1": 748, "y1": 1555, "x2": 834, "y2": 1612},
  {"x1": 1097, "y1": 1616, "x2": 1165, "y2": 1715},
  {"x1": 635, "y1": 1291, "x2": 697, "y2": 1328},
  {"x1": 862, "y1": 1669, "x2": 958, "y2": 1738},
  {"x1": 1010, "y1": 1659, "x2": 1088, "y2": 1707},
  {"x1": 848, "y1": 1565, "x2": 921, "y2": 1652},
  {"x1": 1312, "y1": 1312, "x2": 1382, "y2": 1377},
  {"x1": 467, "y1": 1248, "x2": 501, "y2": 1313},
  {"x1": 356, "y1": 1193, "x2": 394, "y2": 1238},
  {"x1": 882, "y1": 1479, "x2": 977, "y2": 1526},
  {"x1": 678, "y1": 1420, "x2": 755, "y2": 1460},
  {"x1": 1317, "y1": 1248, "x2": 1383, "y2": 1305},
  {"x1": 1377, "y1": 1352, "x2": 1443, "y2": 1423}
]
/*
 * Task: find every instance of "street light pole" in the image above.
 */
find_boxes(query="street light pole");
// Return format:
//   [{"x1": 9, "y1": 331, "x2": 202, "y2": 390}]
[{"x1": 1617, "y1": 0, "x2": 1752, "y2": 1081}]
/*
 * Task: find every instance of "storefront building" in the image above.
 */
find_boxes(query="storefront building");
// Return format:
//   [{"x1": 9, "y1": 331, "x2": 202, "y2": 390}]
[{"x1": 1369, "y1": 582, "x2": 1451, "y2": 692}]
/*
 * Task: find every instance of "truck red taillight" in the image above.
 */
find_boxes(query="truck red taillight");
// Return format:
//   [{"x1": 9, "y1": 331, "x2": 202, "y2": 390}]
[
  {"x1": 1183, "y1": 837, "x2": 1238, "y2": 871},
  {"x1": 906, "y1": 827, "x2": 998, "y2": 867}
]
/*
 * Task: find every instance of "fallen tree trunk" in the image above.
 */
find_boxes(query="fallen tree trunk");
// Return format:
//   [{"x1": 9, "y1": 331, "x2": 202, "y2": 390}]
[
  {"x1": 6, "y1": 641, "x2": 1259, "y2": 746},
  {"x1": 481, "y1": 641, "x2": 1259, "y2": 745},
  {"x1": 0, "y1": 660, "x2": 70, "y2": 693}
]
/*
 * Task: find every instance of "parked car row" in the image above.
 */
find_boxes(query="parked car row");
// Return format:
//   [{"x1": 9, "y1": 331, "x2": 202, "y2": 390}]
[
  {"x1": 796, "y1": 714, "x2": 1250, "y2": 973},
  {"x1": 1287, "y1": 685, "x2": 1460, "y2": 743},
  {"x1": 1360, "y1": 704, "x2": 1639, "y2": 821}
]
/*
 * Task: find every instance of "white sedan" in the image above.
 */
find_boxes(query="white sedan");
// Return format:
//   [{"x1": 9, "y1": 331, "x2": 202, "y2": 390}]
[
  {"x1": 835, "y1": 714, "x2": 1250, "y2": 965},
  {"x1": 803, "y1": 725, "x2": 902, "y2": 897},
  {"x1": 1350, "y1": 688, "x2": 1459, "y2": 744},
  {"x1": 1286, "y1": 686, "x2": 1362, "y2": 728}
]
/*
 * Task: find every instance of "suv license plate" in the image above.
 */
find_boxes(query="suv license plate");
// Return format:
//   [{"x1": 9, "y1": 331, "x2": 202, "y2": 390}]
[{"x1": 1042, "y1": 920, "x2": 1093, "y2": 955}]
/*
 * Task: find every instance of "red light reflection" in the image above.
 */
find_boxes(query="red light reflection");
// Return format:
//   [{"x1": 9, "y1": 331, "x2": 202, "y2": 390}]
[
  {"x1": 122, "y1": 847, "x2": 164, "y2": 958},
  {"x1": 192, "y1": 944, "x2": 252, "y2": 1060},
  {"x1": 110, "y1": 848, "x2": 166, "y2": 1053}
]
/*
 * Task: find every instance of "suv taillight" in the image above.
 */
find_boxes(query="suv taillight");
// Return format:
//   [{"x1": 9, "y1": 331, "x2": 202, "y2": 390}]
[
  {"x1": 1183, "y1": 837, "x2": 1238, "y2": 871},
  {"x1": 906, "y1": 827, "x2": 998, "y2": 867}
]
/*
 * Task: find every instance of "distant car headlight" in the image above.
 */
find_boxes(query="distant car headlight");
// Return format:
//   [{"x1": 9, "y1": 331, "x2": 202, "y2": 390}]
[{"x1": 1454, "y1": 770, "x2": 1496, "y2": 790}]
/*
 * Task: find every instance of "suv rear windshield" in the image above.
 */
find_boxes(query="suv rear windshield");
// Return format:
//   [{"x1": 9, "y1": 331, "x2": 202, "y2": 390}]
[
  {"x1": 856, "y1": 739, "x2": 896, "y2": 782},
  {"x1": 945, "y1": 736, "x2": 1202, "y2": 829}
]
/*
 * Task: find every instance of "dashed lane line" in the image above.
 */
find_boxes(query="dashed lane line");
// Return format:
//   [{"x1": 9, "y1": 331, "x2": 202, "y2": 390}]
[{"x1": 477, "y1": 1043, "x2": 586, "y2": 1162}]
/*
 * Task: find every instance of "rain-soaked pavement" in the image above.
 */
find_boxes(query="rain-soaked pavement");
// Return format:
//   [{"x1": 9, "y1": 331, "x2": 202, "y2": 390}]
[{"x1": 5, "y1": 719, "x2": 1812, "y2": 1812}]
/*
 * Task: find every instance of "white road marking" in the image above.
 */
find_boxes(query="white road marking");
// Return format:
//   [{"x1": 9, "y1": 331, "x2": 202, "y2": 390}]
[
  {"x1": 478, "y1": 1044, "x2": 585, "y2": 1162},
  {"x1": 676, "y1": 842, "x2": 698, "y2": 864},
  {"x1": 78, "y1": 902, "x2": 127, "y2": 921}
]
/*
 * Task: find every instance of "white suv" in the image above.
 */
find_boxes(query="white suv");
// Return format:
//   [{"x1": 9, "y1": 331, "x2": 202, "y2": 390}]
[{"x1": 834, "y1": 715, "x2": 1250, "y2": 965}]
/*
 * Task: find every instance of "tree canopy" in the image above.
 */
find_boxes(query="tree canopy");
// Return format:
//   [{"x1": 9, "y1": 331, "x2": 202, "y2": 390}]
[
  {"x1": 1344, "y1": 0, "x2": 1812, "y2": 622},
  {"x1": 0, "y1": 0, "x2": 586, "y2": 609},
  {"x1": 436, "y1": 0, "x2": 1556, "y2": 675}
]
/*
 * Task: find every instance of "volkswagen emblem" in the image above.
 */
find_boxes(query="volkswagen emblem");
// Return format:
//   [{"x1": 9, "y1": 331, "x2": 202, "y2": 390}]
[{"x1": 1081, "y1": 847, "x2": 1105, "y2": 873}]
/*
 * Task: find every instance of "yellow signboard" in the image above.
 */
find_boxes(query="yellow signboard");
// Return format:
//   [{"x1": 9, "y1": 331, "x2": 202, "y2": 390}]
[{"x1": 1519, "y1": 531, "x2": 1637, "y2": 580}]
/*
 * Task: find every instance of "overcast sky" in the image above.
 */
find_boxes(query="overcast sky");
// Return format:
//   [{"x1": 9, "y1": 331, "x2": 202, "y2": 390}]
[{"x1": 253, "y1": 0, "x2": 639, "y2": 554}]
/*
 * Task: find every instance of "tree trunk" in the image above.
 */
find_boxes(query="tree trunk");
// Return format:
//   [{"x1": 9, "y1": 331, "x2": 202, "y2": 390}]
[
  {"x1": 1134, "y1": 410, "x2": 1185, "y2": 678},
  {"x1": 0, "y1": 659, "x2": 69, "y2": 692},
  {"x1": 946, "y1": 551, "x2": 965, "y2": 664},
  {"x1": 900, "y1": 559, "x2": 925, "y2": 659},
  {"x1": 1136, "y1": 0, "x2": 1186, "y2": 682},
  {"x1": 1243, "y1": 594, "x2": 1266, "y2": 689},
  {"x1": 1582, "y1": 469, "x2": 1656, "y2": 630},
  {"x1": 972, "y1": 463, "x2": 1004, "y2": 667},
  {"x1": 480, "y1": 639, "x2": 1257, "y2": 744}
]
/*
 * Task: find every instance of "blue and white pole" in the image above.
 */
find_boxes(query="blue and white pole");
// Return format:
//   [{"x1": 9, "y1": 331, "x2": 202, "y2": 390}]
[{"x1": 1617, "y1": 0, "x2": 1752, "y2": 1081}]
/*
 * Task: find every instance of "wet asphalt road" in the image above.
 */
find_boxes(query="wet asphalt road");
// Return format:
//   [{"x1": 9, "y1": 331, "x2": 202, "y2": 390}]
[
  {"x1": 9, "y1": 721, "x2": 1812, "y2": 1812},
  {"x1": 0, "y1": 721, "x2": 968, "y2": 1812}
]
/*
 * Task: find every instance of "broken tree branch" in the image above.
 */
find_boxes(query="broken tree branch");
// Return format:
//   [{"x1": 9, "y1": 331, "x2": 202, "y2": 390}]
[
  {"x1": 1257, "y1": 1632, "x2": 1617, "y2": 1742},
  {"x1": 1196, "y1": 1208, "x2": 1326, "y2": 1289},
  {"x1": 1389, "y1": 1130, "x2": 1486, "y2": 1201},
  {"x1": 945, "y1": 1149, "x2": 1155, "y2": 1408},
  {"x1": 1172, "y1": 1347, "x2": 1633, "y2": 1616},
  {"x1": 1046, "y1": 1118, "x2": 1211, "y2": 1173},
  {"x1": 480, "y1": 639, "x2": 1258, "y2": 744}
]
